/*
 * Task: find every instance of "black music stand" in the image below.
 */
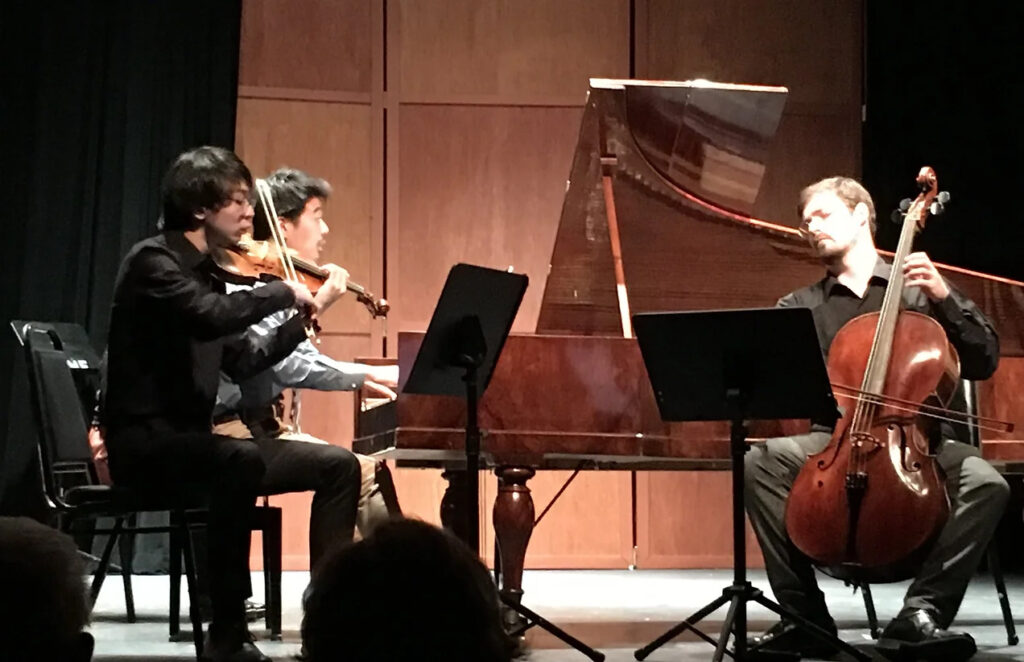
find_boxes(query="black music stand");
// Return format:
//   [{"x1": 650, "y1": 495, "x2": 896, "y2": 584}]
[
  {"x1": 630, "y1": 308, "x2": 869, "y2": 662},
  {"x1": 405, "y1": 265, "x2": 605, "y2": 662},
  {"x1": 403, "y1": 263, "x2": 528, "y2": 554}
]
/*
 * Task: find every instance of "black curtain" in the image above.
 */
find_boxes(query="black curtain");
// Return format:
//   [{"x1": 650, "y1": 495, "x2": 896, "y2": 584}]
[
  {"x1": 0, "y1": 0, "x2": 242, "y2": 515},
  {"x1": 864, "y1": 2, "x2": 1024, "y2": 571},
  {"x1": 863, "y1": 2, "x2": 1024, "y2": 280}
]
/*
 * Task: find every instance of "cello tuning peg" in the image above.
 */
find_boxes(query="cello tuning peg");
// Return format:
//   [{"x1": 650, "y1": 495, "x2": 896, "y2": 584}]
[
  {"x1": 929, "y1": 191, "x2": 951, "y2": 216},
  {"x1": 891, "y1": 198, "x2": 913, "y2": 224}
]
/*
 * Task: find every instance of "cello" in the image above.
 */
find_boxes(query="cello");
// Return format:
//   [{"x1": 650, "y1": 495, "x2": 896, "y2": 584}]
[{"x1": 784, "y1": 167, "x2": 955, "y2": 582}]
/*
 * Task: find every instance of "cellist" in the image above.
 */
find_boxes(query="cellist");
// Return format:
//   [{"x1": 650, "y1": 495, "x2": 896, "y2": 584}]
[{"x1": 744, "y1": 176, "x2": 1008, "y2": 661}]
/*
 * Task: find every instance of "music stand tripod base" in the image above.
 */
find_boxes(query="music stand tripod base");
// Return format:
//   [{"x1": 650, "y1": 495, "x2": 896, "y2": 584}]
[{"x1": 630, "y1": 309, "x2": 870, "y2": 662}]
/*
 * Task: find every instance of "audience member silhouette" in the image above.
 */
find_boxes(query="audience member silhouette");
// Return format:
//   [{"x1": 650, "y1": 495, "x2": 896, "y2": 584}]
[
  {"x1": 0, "y1": 516, "x2": 94, "y2": 661},
  {"x1": 302, "y1": 518, "x2": 517, "y2": 662}
]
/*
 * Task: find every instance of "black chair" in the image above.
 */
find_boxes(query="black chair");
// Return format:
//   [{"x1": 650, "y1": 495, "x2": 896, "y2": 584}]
[
  {"x1": 21, "y1": 324, "x2": 207, "y2": 657},
  {"x1": 168, "y1": 501, "x2": 283, "y2": 641},
  {"x1": 853, "y1": 545, "x2": 1016, "y2": 644},
  {"x1": 17, "y1": 321, "x2": 285, "y2": 644}
]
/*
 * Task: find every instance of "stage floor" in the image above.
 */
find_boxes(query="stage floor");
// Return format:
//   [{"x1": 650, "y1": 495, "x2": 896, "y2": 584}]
[{"x1": 89, "y1": 568, "x2": 1023, "y2": 661}]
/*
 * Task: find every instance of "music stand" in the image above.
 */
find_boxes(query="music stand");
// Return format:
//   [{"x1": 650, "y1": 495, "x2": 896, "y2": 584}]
[
  {"x1": 630, "y1": 308, "x2": 869, "y2": 662},
  {"x1": 403, "y1": 263, "x2": 528, "y2": 554},
  {"x1": 404, "y1": 265, "x2": 605, "y2": 662}
]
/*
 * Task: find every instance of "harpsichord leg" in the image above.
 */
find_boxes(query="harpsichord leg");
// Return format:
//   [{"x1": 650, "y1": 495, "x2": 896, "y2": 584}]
[{"x1": 493, "y1": 466, "x2": 536, "y2": 606}]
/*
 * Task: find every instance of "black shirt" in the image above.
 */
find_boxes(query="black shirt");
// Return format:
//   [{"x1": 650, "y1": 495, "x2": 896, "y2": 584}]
[
  {"x1": 104, "y1": 231, "x2": 307, "y2": 434},
  {"x1": 777, "y1": 256, "x2": 1000, "y2": 443},
  {"x1": 777, "y1": 257, "x2": 999, "y2": 381}
]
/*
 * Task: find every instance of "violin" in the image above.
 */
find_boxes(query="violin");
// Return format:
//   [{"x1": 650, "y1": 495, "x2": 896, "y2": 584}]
[
  {"x1": 214, "y1": 236, "x2": 390, "y2": 319},
  {"x1": 784, "y1": 167, "x2": 954, "y2": 582}
]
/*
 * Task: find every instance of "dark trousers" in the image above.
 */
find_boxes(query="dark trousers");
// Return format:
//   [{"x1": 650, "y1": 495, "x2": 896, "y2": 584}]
[
  {"x1": 249, "y1": 435, "x2": 361, "y2": 574},
  {"x1": 744, "y1": 431, "x2": 1010, "y2": 627},
  {"x1": 106, "y1": 425, "x2": 264, "y2": 631}
]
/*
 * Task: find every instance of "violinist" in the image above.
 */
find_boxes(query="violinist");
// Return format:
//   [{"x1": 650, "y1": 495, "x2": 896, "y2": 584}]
[
  {"x1": 209, "y1": 168, "x2": 399, "y2": 572},
  {"x1": 744, "y1": 177, "x2": 1008, "y2": 661},
  {"x1": 103, "y1": 146, "x2": 316, "y2": 662}
]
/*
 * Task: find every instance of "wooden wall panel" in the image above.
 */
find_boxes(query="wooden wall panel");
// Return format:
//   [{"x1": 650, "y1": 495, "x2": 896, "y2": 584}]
[
  {"x1": 514, "y1": 471, "x2": 633, "y2": 568},
  {"x1": 636, "y1": 472, "x2": 764, "y2": 568},
  {"x1": 641, "y1": 0, "x2": 861, "y2": 106},
  {"x1": 753, "y1": 109, "x2": 862, "y2": 226},
  {"x1": 235, "y1": 97, "x2": 377, "y2": 334},
  {"x1": 240, "y1": 0, "x2": 372, "y2": 93},
  {"x1": 396, "y1": 0, "x2": 630, "y2": 101},
  {"x1": 393, "y1": 105, "x2": 581, "y2": 334},
  {"x1": 640, "y1": 0, "x2": 863, "y2": 226}
]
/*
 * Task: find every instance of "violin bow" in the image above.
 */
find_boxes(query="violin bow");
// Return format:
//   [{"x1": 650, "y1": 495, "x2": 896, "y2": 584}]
[{"x1": 254, "y1": 178, "x2": 318, "y2": 342}]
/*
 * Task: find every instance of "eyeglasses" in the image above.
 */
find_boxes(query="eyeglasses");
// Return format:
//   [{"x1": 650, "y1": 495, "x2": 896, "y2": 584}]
[{"x1": 226, "y1": 191, "x2": 257, "y2": 207}]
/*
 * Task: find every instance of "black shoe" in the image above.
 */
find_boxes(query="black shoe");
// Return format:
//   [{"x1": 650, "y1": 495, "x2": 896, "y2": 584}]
[
  {"x1": 876, "y1": 610, "x2": 976, "y2": 662},
  {"x1": 245, "y1": 599, "x2": 266, "y2": 623},
  {"x1": 201, "y1": 629, "x2": 271, "y2": 662},
  {"x1": 748, "y1": 619, "x2": 842, "y2": 659}
]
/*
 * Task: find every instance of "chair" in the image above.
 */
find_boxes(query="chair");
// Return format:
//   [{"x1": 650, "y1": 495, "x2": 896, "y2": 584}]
[
  {"x1": 20, "y1": 323, "x2": 207, "y2": 657},
  {"x1": 168, "y1": 501, "x2": 283, "y2": 640},
  {"x1": 18, "y1": 322, "x2": 285, "y2": 645},
  {"x1": 853, "y1": 545, "x2": 1016, "y2": 644}
]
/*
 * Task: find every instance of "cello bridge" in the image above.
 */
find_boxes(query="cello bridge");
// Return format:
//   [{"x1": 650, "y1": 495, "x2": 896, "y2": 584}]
[{"x1": 850, "y1": 431, "x2": 880, "y2": 450}]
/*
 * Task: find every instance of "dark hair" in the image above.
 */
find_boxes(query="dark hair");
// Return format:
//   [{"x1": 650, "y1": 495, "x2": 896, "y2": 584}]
[
  {"x1": 798, "y1": 176, "x2": 877, "y2": 235},
  {"x1": 159, "y1": 146, "x2": 253, "y2": 231},
  {"x1": 252, "y1": 167, "x2": 331, "y2": 240},
  {"x1": 0, "y1": 517, "x2": 93, "y2": 661},
  {"x1": 302, "y1": 518, "x2": 517, "y2": 662}
]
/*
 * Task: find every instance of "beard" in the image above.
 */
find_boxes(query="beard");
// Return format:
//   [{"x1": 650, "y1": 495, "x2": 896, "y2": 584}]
[{"x1": 809, "y1": 235, "x2": 847, "y2": 259}]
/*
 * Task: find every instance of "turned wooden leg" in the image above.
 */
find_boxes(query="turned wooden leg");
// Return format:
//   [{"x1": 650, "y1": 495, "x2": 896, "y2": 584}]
[
  {"x1": 492, "y1": 466, "x2": 535, "y2": 604},
  {"x1": 440, "y1": 469, "x2": 472, "y2": 547}
]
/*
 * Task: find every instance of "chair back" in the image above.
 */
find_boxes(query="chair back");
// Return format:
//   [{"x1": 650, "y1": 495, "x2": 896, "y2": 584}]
[{"x1": 22, "y1": 324, "x2": 96, "y2": 507}]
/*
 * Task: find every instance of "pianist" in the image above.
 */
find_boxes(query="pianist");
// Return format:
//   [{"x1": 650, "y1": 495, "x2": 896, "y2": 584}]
[
  {"x1": 744, "y1": 176, "x2": 1007, "y2": 661},
  {"x1": 211, "y1": 167, "x2": 400, "y2": 559}
]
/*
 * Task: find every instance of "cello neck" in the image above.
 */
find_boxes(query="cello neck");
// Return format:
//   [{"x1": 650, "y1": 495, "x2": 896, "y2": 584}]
[{"x1": 860, "y1": 167, "x2": 938, "y2": 396}]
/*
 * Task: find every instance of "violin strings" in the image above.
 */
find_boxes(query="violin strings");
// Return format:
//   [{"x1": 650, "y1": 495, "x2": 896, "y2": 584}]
[
  {"x1": 255, "y1": 178, "x2": 316, "y2": 342},
  {"x1": 255, "y1": 180, "x2": 299, "y2": 283}
]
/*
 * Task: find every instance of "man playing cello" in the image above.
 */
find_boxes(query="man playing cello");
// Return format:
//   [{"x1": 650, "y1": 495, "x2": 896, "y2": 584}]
[{"x1": 744, "y1": 176, "x2": 1008, "y2": 661}]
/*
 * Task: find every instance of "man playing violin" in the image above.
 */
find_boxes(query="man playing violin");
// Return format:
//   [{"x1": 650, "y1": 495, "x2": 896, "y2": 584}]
[
  {"x1": 745, "y1": 177, "x2": 1008, "y2": 661},
  {"x1": 103, "y1": 146, "x2": 317, "y2": 662},
  {"x1": 209, "y1": 168, "x2": 399, "y2": 571}
]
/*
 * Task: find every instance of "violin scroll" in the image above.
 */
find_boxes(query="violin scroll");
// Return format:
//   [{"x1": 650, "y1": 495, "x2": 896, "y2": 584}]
[{"x1": 348, "y1": 283, "x2": 390, "y2": 318}]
